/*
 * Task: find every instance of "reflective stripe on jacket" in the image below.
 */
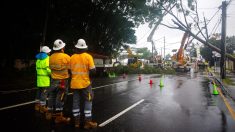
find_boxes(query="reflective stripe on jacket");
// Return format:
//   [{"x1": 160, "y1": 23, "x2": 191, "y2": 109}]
[
  {"x1": 49, "y1": 52, "x2": 70, "y2": 79},
  {"x1": 70, "y1": 53, "x2": 95, "y2": 89},
  {"x1": 36, "y1": 53, "x2": 51, "y2": 87}
]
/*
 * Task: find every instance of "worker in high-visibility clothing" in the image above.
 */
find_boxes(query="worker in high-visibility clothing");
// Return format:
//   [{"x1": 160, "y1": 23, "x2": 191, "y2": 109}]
[
  {"x1": 35, "y1": 46, "x2": 51, "y2": 113},
  {"x1": 47, "y1": 39, "x2": 71, "y2": 124},
  {"x1": 70, "y1": 39, "x2": 97, "y2": 129}
]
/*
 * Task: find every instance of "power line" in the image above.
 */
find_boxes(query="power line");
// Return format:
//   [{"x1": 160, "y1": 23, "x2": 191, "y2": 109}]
[
  {"x1": 154, "y1": 40, "x2": 181, "y2": 45},
  {"x1": 227, "y1": 0, "x2": 234, "y2": 7},
  {"x1": 154, "y1": 36, "x2": 165, "y2": 41},
  {"x1": 156, "y1": 43, "x2": 180, "y2": 49},
  {"x1": 136, "y1": 27, "x2": 153, "y2": 44},
  {"x1": 206, "y1": 7, "x2": 221, "y2": 25},
  {"x1": 209, "y1": 17, "x2": 222, "y2": 37},
  {"x1": 198, "y1": 7, "x2": 218, "y2": 10}
]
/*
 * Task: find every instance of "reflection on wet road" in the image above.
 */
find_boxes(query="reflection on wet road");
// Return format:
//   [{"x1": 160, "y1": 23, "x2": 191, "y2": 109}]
[{"x1": 1, "y1": 73, "x2": 235, "y2": 132}]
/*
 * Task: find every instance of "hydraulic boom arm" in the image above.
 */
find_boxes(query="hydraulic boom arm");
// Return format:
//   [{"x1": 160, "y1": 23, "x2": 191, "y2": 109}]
[{"x1": 177, "y1": 32, "x2": 189, "y2": 64}]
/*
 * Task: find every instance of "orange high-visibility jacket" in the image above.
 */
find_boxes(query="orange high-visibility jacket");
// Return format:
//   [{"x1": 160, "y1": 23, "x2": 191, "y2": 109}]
[
  {"x1": 49, "y1": 52, "x2": 70, "y2": 79},
  {"x1": 70, "y1": 53, "x2": 95, "y2": 89}
]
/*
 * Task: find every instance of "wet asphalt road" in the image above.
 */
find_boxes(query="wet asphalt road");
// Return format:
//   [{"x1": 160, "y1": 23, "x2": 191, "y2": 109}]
[{"x1": 0, "y1": 72, "x2": 235, "y2": 132}]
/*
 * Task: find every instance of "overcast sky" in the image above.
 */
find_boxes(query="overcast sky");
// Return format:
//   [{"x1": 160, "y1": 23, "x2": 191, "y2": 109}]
[{"x1": 134, "y1": 0, "x2": 235, "y2": 56}]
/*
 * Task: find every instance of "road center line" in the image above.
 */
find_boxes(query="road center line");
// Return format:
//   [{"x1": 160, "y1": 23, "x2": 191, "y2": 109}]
[{"x1": 99, "y1": 99, "x2": 145, "y2": 127}]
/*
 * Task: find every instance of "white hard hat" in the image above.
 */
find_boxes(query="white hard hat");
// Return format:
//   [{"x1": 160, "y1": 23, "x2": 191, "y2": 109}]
[
  {"x1": 53, "y1": 39, "x2": 66, "y2": 50},
  {"x1": 75, "y1": 39, "x2": 88, "y2": 49},
  {"x1": 41, "y1": 46, "x2": 51, "y2": 53}
]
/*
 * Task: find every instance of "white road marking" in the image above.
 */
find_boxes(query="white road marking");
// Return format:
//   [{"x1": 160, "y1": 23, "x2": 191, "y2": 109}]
[
  {"x1": 0, "y1": 100, "x2": 37, "y2": 111},
  {"x1": 99, "y1": 99, "x2": 145, "y2": 127},
  {"x1": 0, "y1": 88, "x2": 37, "y2": 94},
  {"x1": 0, "y1": 78, "x2": 146, "y2": 111},
  {"x1": 92, "y1": 79, "x2": 137, "y2": 90},
  {"x1": 0, "y1": 78, "x2": 140, "y2": 94}
]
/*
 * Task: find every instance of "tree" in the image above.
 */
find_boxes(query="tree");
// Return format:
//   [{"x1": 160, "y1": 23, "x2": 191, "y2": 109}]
[
  {"x1": 1, "y1": 0, "x2": 182, "y2": 71},
  {"x1": 45, "y1": 0, "x2": 177, "y2": 56},
  {"x1": 159, "y1": 0, "x2": 235, "y2": 61},
  {"x1": 188, "y1": 43, "x2": 197, "y2": 58},
  {"x1": 165, "y1": 54, "x2": 171, "y2": 60},
  {"x1": 136, "y1": 47, "x2": 151, "y2": 59},
  {"x1": 200, "y1": 36, "x2": 235, "y2": 65},
  {"x1": 226, "y1": 36, "x2": 235, "y2": 54}
]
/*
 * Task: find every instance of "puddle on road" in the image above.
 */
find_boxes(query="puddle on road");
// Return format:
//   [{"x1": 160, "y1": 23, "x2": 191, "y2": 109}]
[
  {"x1": 176, "y1": 80, "x2": 183, "y2": 89},
  {"x1": 150, "y1": 75, "x2": 162, "y2": 78}
]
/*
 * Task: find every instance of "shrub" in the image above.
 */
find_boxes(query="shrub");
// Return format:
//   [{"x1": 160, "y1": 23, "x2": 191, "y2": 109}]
[{"x1": 113, "y1": 65, "x2": 176, "y2": 75}]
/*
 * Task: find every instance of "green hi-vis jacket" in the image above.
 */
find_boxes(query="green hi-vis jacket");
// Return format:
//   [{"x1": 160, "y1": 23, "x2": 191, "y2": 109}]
[{"x1": 36, "y1": 52, "x2": 51, "y2": 87}]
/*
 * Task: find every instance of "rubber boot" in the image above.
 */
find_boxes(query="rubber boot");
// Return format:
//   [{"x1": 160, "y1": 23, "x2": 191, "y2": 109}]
[
  {"x1": 45, "y1": 112, "x2": 52, "y2": 120},
  {"x1": 35, "y1": 103, "x2": 40, "y2": 111},
  {"x1": 84, "y1": 120, "x2": 98, "y2": 129},
  {"x1": 39, "y1": 106, "x2": 48, "y2": 113},
  {"x1": 74, "y1": 118, "x2": 80, "y2": 128},
  {"x1": 54, "y1": 112, "x2": 71, "y2": 124},
  {"x1": 46, "y1": 112, "x2": 60, "y2": 120}
]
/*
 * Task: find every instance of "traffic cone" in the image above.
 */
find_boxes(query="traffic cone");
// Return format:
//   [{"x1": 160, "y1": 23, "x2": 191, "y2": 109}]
[
  {"x1": 123, "y1": 73, "x2": 126, "y2": 78},
  {"x1": 160, "y1": 86, "x2": 163, "y2": 92},
  {"x1": 159, "y1": 78, "x2": 164, "y2": 87},
  {"x1": 149, "y1": 79, "x2": 153, "y2": 84},
  {"x1": 138, "y1": 74, "x2": 142, "y2": 81},
  {"x1": 212, "y1": 83, "x2": 219, "y2": 95}
]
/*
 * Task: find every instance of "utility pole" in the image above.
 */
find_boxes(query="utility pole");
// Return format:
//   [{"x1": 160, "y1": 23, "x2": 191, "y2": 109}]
[
  {"x1": 163, "y1": 36, "x2": 165, "y2": 67},
  {"x1": 152, "y1": 40, "x2": 154, "y2": 63},
  {"x1": 164, "y1": 36, "x2": 165, "y2": 59},
  {"x1": 203, "y1": 16, "x2": 209, "y2": 40},
  {"x1": 220, "y1": 1, "x2": 227, "y2": 79},
  {"x1": 40, "y1": 0, "x2": 51, "y2": 51}
]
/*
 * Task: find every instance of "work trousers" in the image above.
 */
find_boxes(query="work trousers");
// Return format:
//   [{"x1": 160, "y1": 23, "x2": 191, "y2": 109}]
[
  {"x1": 72, "y1": 85, "x2": 93, "y2": 121},
  {"x1": 35, "y1": 87, "x2": 48, "y2": 106},
  {"x1": 47, "y1": 79, "x2": 68, "y2": 112}
]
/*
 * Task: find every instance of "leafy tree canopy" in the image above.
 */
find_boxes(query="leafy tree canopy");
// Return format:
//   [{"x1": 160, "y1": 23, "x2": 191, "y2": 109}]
[
  {"x1": 136, "y1": 47, "x2": 151, "y2": 59},
  {"x1": 46, "y1": 0, "x2": 177, "y2": 56},
  {"x1": 200, "y1": 35, "x2": 235, "y2": 65},
  {"x1": 4, "y1": 0, "x2": 178, "y2": 59}
]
